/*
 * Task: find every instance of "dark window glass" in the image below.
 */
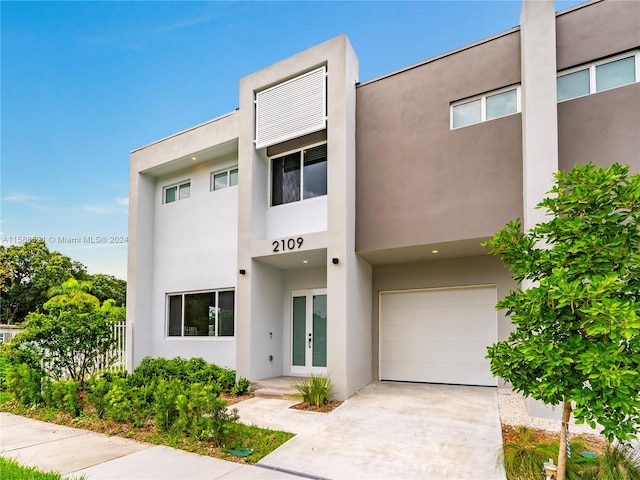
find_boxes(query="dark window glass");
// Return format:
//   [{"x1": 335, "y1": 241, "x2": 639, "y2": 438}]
[
  {"x1": 272, "y1": 152, "x2": 301, "y2": 206},
  {"x1": 168, "y1": 295, "x2": 182, "y2": 336},
  {"x1": 303, "y1": 145, "x2": 327, "y2": 199},
  {"x1": 165, "y1": 186, "x2": 177, "y2": 204},
  {"x1": 218, "y1": 291, "x2": 235, "y2": 336},
  {"x1": 184, "y1": 292, "x2": 215, "y2": 336}
]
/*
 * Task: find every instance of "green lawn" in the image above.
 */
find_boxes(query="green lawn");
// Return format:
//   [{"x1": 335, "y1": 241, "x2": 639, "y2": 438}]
[{"x1": 0, "y1": 456, "x2": 84, "y2": 480}]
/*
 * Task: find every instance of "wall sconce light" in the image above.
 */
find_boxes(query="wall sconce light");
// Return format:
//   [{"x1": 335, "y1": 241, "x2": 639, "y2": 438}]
[
  {"x1": 332, "y1": 258, "x2": 339, "y2": 265},
  {"x1": 239, "y1": 269, "x2": 246, "y2": 275}
]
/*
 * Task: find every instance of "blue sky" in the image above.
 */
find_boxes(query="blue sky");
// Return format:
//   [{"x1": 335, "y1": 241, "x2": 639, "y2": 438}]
[{"x1": 1, "y1": 0, "x2": 584, "y2": 280}]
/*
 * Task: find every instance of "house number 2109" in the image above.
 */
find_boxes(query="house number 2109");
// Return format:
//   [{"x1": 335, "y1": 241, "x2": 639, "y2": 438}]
[{"x1": 272, "y1": 237, "x2": 303, "y2": 253}]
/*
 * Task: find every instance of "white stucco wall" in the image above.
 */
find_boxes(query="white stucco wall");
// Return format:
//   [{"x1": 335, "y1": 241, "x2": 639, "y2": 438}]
[
  {"x1": 265, "y1": 196, "x2": 327, "y2": 239},
  {"x1": 128, "y1": 113, "x2": 240, "y2": 370},
  {"x1": 148, "y1": 159, "x2": 238, "y2": 368}
]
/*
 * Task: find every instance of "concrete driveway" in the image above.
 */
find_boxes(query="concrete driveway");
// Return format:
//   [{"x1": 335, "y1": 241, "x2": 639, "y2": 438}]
[{"x1": 234, "y1": 381, "x2": 506, "y2": 480}]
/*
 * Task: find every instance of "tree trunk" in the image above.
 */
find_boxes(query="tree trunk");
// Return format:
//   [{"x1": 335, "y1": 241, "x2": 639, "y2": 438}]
[{"x1": 557, "y1": 399, "x2": 572, "y2": 480}]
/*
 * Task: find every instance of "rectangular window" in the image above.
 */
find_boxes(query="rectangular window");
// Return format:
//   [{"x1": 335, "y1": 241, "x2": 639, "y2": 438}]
[
  {"x1": 167, "y1": 290, "x2": 235, "y2": 337},
  {"x1": 451, "y1": 86, "x2": 520, "y2": 129},
  {"x1": 557, "y1": 51, "x2": 638, "y2": 102},
  {"x1": 557, "y1": 69, "x2": 590, "y2": 101},
  {"x1": 211, "y1": 167, "x2": 239, "y2": 191},
  {"x1": 164, "y1": 181, "x2": 190, "y2": 204},
  {"x1": 596, "y1": 56, "x2": 636, "y2": 92},
  {"x1": 271, "y1": 144, "x2": 327, "y2": 206},
  {"x1": 486, "y1": 89, "x2": 517, "y2": 120}
]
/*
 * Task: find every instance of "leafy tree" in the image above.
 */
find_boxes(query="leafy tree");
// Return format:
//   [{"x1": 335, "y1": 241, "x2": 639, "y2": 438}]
[
  {"x1": 0, "y1": 239, "x2": 87, "y2": 324},
  {"x1": 484, "y1": 163, "x2": 640, "y2": 480},
  {"x1": 88, "y1": 274, "x2": 126, "y2": 306},
  {"x1": 7, "y1": 291, "x2": 123, "y2": 388}
]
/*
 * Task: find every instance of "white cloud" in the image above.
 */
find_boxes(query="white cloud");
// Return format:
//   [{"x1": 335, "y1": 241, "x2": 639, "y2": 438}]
[
  {"x1": 3, "y1": 192, "x2": 51, "y2": 210},
  {"x1": 82, "y1": 204, "x2": 116, "y2": 215},
  {"x1": 116, "y1": 196, "x2": 129, "y2": 207}
]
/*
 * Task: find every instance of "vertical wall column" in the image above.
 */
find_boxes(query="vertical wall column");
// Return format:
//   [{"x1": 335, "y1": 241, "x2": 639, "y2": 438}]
[
  {"x1": 520, "y1": 0, "x2": 559, "y2": 232},
  {"x1": 520, "y1": 0, "x2": 562, "y2": 419},
  {"x1": 126, "y1": 172, "x2": 155, "y2": 370}
]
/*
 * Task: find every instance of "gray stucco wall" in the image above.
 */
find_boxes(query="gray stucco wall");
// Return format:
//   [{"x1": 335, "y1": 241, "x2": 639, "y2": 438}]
[
  {"x1": 556, "y1": 0, "x2": 640, "y2": 71},
  {"x1": 556, "y1": 0, "x2": 640, "y2": 173},
  {"x1": 355, "y1": 30, "x2": 523, "y2": 254},
  {"x1": 558, "y1": 83, "x2": 640, "y2": 172}
]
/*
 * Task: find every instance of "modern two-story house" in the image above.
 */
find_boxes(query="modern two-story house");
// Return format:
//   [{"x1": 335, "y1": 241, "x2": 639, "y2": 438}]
[{"x1": 127, "y1": 0, "x2": 640, "y2": 401}]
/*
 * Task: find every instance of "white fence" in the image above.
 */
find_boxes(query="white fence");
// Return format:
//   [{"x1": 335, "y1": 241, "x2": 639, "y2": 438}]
[
  {"x1": 0, "y1": 322, "x2": 127, "y2": 375},
  {"x1": 100, "y1": 323, "x2": 127, "y2": 373}
]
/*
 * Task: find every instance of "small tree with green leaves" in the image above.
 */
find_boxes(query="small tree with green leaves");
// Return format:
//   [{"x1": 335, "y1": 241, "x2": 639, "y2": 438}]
[
  {"x1": 7, "y1": 291, "x2": 123, "y2": 388},
  {"x1": 484, "y1": 163, "x2": 640, "y2": 480}
]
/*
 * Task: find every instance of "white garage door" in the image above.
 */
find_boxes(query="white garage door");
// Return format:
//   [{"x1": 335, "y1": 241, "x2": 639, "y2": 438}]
[{"x1": 380, "y1": 285, "x2": 497, "y2": 386}]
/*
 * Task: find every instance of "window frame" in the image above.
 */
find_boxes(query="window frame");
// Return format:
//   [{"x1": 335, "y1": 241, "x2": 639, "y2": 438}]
[
  {"x1": 269, "y1": 141, "x2": 328, "y2": 208},
  {"x1": 163, "y1": 180, "x2": 191, "y2": 204},
  {"x1": 450, "y1": 85, "x2": 521, "y2": 130},
  {"x1": 210, "y1": 167, "x2": 239, "y2": 192},
  {"x1": 166, "y1": 289, "x2": 235, "y2": 338},
  {"x1": 557, "y1": 50, "x2": 639, "y2": 103}
]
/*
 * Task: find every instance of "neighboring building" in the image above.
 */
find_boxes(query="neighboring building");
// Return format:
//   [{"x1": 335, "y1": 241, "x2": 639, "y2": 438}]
[{"x1": 127, "y1": 0, "x2": 640, "y2": 401}]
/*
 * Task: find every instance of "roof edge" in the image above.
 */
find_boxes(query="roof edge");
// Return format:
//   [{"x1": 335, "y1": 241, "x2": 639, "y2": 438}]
[{"x1": 130, "y1": 110, "x2": 237, "y2": 154}]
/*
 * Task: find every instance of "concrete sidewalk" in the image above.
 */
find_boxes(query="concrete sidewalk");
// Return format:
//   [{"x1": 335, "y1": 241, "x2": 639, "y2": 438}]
[{"x1": 0, "y1": 412, "x2": 304, "y2": 480}]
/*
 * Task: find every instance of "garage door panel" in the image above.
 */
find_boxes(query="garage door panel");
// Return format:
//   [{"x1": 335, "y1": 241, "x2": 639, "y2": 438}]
[
  {"x1": 381, "y1": 304, "x2": 495, "y2": 324},
  {"x1": 380, "y1": 285, "x2": 497, "y2": 386},
  {"x1": 382, "y1": 340, "x2": 491, "y2": 362},
  {"x1": 381, "y1": 322, "x2": 494, "y2": 343},
  {"x1": 381, "y1": 360, "x2": 495, "y2": 385},
  {"x1": 382, "y1": 289, "x2": 493, "y2": 309}
]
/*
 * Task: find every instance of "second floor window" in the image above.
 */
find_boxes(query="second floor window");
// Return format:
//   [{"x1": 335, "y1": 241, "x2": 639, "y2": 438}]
[
  {"x1": 271, "y1": 143, "x2": 327, "y2": 206},
  {"x1": 164, "y1": 181, "x2": 190, "y2": 204},
  {"x1": 211, "y1": 167, "x2": 238, "y2": 191}
]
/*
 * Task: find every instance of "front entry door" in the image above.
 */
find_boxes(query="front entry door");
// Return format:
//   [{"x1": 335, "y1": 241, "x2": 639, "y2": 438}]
[{"x1": 291, "y1": 289, "x2": 327, "y2": 375}]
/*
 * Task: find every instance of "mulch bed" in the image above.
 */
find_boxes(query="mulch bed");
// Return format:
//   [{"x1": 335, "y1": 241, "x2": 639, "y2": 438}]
[
  {"x1": 501, "y1": 424, "x2": 607, "y2": 455},
  {"x1": 289, "y1": 399, "x2": 343, "y2": 413}
]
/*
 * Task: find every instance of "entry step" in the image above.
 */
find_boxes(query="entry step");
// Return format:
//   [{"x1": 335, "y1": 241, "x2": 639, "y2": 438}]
[{"x1": 251, "y1": 376, "x2": 300, "y2": 399}]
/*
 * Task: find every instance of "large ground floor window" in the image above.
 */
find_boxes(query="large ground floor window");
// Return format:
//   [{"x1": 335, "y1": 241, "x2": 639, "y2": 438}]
[{"x1": 167, "y1": 289, "x2": 234, "y2": 337}]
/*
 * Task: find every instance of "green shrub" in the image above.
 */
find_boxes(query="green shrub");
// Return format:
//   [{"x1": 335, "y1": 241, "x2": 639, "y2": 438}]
[
  {"x1": 231, "y1": 377, "x2": 251, "y2": 395},
  {"x1": 104, "y1": 382, "x2": 132, "y2": 422},
  {"x1": 5, "y1": 362, "x2": 45, "y2": 405},
  {"x1": 502, "y1": 426, "x2": 640, "y2": 480},
  {"x1": 128, "y1": 356, "x2": 237, "y2": 393},
  {"x1": 0, "y1": 352, "x2": 9, "y2": 390},
  {"x1": 173, "y1": 382, "x2": 229, "y2": 440},
  {"x1": 86, "y1": 375, "x2": 115, "y2": 418},
  {"x1": 293, "y1": 373, "x2": 334, "y2": 407},
  {"x1": 579, "y1": 444, "x2": 640, "y2": 480},
  {"x1": 43, "y1": 380, "x2": 81, "y2": 417},
  {"x1": 153, "y1": 378, "x2": 184, "y2": 432}
]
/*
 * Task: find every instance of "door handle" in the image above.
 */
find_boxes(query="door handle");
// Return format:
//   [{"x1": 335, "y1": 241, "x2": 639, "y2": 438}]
[{"x1": 308, "y1": 333, "x2": 312, "y2": 348}]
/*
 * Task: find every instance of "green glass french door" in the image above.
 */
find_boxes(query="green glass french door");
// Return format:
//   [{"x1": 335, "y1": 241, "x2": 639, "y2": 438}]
[{"x1": 291, "y1": 289, "x2": 327, "y2": 374}]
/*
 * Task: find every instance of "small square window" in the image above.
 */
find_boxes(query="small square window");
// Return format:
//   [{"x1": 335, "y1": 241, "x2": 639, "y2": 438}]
[
  {"x1": 557, "y1": 69, "x2": 590, "y2": 101},
  {"x1": 452, "y1": 99, "x2": 482, "y2": 129},
  {"x1": 213, "y1": 172, "x2": 228, "y2": 191},
  {"x1": 165, "y1": 186, "x2": 177, "y2": 204},
  {"x1": 486, "y1": 89, "x2": 517, "y2": 120}
]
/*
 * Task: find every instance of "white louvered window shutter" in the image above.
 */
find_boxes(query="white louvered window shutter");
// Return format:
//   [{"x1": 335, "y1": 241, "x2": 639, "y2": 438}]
[{"x1": 255, "y1": 66, "x2": 327, "y2": 149}]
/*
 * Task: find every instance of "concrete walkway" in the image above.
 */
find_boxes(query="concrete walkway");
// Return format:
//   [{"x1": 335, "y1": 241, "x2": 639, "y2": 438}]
[
  {"x1": 1, "y1": 382, "x2": 506, "y2": 480},
  {"x1": 236, "y1": 382, "x2": 506, "y2": 480},
  {"x1": 0, "y1": 413, "x2": 301, "y2": 479}
]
